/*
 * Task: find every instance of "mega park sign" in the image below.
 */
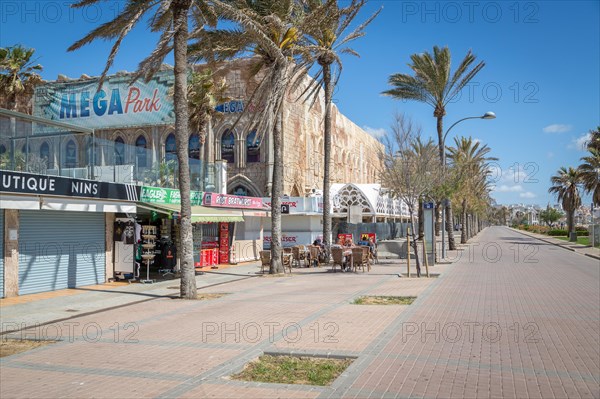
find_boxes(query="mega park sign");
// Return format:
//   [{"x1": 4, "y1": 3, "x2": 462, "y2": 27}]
[{"x1": 33, "y1": 70, "x2": 175, "y2": 129}]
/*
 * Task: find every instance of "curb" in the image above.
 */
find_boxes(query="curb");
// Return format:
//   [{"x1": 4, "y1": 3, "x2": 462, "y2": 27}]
[{"x1": 511, "y1": 228, "x2": 600, "y2": 261}]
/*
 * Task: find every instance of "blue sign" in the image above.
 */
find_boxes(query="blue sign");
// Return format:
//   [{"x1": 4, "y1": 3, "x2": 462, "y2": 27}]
[{"x1": 424, "y1": 202, "x2": 435, "y2": 209}]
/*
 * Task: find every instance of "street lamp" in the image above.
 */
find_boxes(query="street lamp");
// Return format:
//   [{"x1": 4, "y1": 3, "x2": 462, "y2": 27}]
[{"x1": 440, "y1": 111, "x2": 496, "y2": 259}]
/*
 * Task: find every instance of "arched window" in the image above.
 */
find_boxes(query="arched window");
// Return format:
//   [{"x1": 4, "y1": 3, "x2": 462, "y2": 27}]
[
  {"x1": 114, "y1": 137, "x2": 125, "y2": 165},
  {"x1": 65, "y1": 140, "x2": 77, "y2": 167},
  {"x1": 40, "y1": 142, "x2": 51, "y2": 168},
  {"x1": 135, "y1": 135, "x2": 147, "y2": 168},
  {"x1": 165, "y1": 133, "x2": 176, "y2": 162},
  {"x1": 21, "y1": 143, "x2": 31, "y2": 154},
  {"x1": 246, "y1": 130, "x2": 261, "y2": 163},
  {"x1": 221, "y1": 129, "x2": 234, "y2": 164},
  {"x1": 189, "y1": 134, "x2": 201, "y2": 160},
  {"x1": 232, "y1": 185, "x2": 249, "y2": 196},
  {"x1": 0, "y1": 144, "x2": 6, "y2": 155}
]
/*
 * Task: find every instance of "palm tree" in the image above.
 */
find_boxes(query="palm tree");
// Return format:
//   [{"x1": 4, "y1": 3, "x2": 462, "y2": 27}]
[
  {"x1": 68, "y1": 0, "x2": 218, "y2": 299},
  {"x1": 578, "y1": 148, "x2": 600, "y2": 206},
  {"x1": 186, "y1": 68, "x2": 229, "y2": 189},
  {"x1": 301, "y1": 0, "x2": 380, "y2": 247},
  {"x1": 0, "y1": 45, "x2": 43, "y2": 112},
  {"x1": 548, "y1": 167, "x2": 582, "y2": 240},
  {"x1": 447, "y1": 137, "x2": 497, "y2": 243},
  {"x1": 382, "y1": 46, "x2": 485, "y2": 251},
  {"x1": 205, "y1": 0, "x2": 310, "y2": 273}
]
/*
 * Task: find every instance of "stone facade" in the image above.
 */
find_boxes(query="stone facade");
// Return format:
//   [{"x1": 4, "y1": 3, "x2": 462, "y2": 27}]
[{"x1": 208, "y1": 58, "x2": 384, "y2": 197}]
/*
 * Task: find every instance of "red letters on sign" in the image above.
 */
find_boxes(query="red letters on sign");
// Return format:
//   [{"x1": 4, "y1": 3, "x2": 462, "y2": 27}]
[{"x1": 125, "y1": 88, "x2": 162, "y2": 114}]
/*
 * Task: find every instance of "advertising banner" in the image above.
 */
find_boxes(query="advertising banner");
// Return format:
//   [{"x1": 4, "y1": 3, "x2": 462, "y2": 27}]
[
  {"x1": 337, "y1": 233, "x2": 354, "y2": 245},
  {"x1": 34, "y1": 70, "x2": 175, "y2": 129}
]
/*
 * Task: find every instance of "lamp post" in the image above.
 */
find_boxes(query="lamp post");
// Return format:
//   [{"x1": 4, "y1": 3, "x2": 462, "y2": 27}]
[{"x1": 440, "y1": 111, "x2": 496, "y2": 259}]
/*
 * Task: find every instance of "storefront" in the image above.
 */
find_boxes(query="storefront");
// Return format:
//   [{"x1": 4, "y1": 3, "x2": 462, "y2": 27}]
[
  {"x1": 202, "y1": 192, "x2": 267, "y2": 264},
  {"x1": 0, "y1": 170, "x2": 139, "y2": 297},
  {"x1": 262, "y1": 196, "x2": 324, "y2": 249}
]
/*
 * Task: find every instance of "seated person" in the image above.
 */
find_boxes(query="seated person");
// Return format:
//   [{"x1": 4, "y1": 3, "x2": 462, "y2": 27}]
[{"x1": 344, "y1": 238, "x2": 353, "y2": 248}]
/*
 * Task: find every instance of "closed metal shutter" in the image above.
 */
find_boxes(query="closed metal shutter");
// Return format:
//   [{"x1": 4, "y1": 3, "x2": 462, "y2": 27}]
[
  {"x1": 18, "y1": 210, "x2": 105, "y2": 295},
  {"x1": 0, "y1": 210, "x2": 4, "y2": 298}
]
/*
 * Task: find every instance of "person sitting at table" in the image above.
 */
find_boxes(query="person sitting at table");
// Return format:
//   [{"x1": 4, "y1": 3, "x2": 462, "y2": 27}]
[{"x1": 344, "y1": 238, "x2": 353, "y2": 248}]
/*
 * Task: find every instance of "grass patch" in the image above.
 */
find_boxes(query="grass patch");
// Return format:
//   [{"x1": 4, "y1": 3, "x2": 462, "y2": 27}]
[
  {"x1": 1, "y1": 339, "x2": 56, "y2": 358},
  {"x1": 555, "y1": 236, "x2": 600, "y2": 247},
  {"x1": 353, "y1": 296, "x2": 416, "y2": 305},
  {"x1": 231, "y1": 355, "x2": 353, "y2": 386}
]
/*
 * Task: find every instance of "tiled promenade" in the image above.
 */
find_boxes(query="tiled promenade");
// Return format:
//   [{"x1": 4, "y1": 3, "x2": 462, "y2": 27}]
[{"x1": 1, "y1": 226, "x2": 598, "y2": 398}]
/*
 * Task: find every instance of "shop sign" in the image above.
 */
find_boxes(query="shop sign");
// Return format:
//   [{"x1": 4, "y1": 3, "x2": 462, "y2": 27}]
[
  {"x1": 140, "y1": 186, "x2": 203, "y2": 205},
  {"x1": 33, "y1": 70, "x2": 174, "y2": 129},
  {"x1": 203, "y1": 192, "x2": 263, "y2": 209},
  {"x1": 0, "y1": 170, "x2": 140, "y2": 201},
  {"x1": 263, "y1": 197, "x2": 306, "y2": 213}
]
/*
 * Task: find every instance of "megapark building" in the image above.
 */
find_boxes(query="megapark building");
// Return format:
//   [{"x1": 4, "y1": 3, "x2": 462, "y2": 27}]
[{"x1": 0, "y1": 58, "x2": 403, "y2": 298}]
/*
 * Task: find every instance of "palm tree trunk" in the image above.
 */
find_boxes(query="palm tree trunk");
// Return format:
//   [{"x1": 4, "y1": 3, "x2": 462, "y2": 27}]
[
  {"x1": 446, "y1": 203, "x2": 456, "y2": 250},
  {"x1": 322, "y1": 63, "x2": 333, "y2": 247},
  {"x1": 269, "y1": 61, "x2": 287, "y2": 274},
  {"x1": 567, "y1": 211, "x2": 574, "y2": 239},
  {"x1": 418, "y1": 198, "x2": 424, "y2": 240},
  {"x1": 461, "y1": 198, "x2": 467, "y2": 244},
  {"x1": 437, "y1": 115, "x2": 456, "y2": 251},
  {"x1": 172, "y1": 0, "x2": 196, "y2": 299}
]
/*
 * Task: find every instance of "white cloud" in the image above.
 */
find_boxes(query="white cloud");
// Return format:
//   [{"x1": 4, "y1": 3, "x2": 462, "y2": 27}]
[
  {"x1": 362, "y1": 126, "x2": 386, "y2": 139},
  {"x1": 519, "y1": 192, "x2": 537, "y2": 199},
  {"x1": 568, "y1": 133, "x2": 591, "y2": 151},
  {"x1": 543, "y1": 124, "x2": 572, "y2": 133},
  {"x1": 493, "y1": 184, "x2": 524, "y2": 192}
]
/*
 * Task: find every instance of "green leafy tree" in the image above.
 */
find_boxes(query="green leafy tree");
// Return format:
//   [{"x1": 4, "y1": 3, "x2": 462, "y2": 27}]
[
  {"x1": 382, "y1": 45, "x2": 485, "y2": 251},
  {"x1": 539, "y1": 205, "x2": 563, "y2": 227},
  {"x1": 548, "y1": 167, "x2": 582, "y2": 240},
  {"x1": 0, "y1": 45, "x2": 43, "y2": 112},
  {"x1": 69, "y1": 0, "x2": 218, "y2": 299}
]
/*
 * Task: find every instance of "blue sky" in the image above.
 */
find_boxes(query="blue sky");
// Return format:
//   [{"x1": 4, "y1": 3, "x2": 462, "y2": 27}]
[{"x1": 1, "y1": 0, "x2": 599, "y2": 206}]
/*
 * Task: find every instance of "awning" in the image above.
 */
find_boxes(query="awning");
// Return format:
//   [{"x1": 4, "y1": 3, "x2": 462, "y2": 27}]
[
  {"x1": 138, "y1": 202, "x2": 244, "y2": 223},
  {"x1": 0, "y1": 193, "x2": 136, "y2": 213}
]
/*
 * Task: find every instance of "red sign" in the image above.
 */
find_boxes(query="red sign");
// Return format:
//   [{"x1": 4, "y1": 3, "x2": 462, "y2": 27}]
[
  {"x1": 337, "y1": 234, "x2": 353, "y2": 246},
  {"x1": 360, "y1": 233, "x2": 377, "y2": 243},
  {"x1": 219, "y1": 222, "x2": 230, "y2": 264},
  {"x1": 203, "y1": 193, "x2": 263, "y2": 209}
]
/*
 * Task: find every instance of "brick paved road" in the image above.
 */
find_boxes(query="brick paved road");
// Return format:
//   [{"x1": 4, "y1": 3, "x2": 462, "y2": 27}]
[{"x1": 1, "y1": 227, "x2": 598, "y2": 398}]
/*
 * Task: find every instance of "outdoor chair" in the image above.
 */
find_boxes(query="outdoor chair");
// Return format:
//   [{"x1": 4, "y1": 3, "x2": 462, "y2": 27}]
[
  {"x1": 292, "y1": 246, "x2": 307, "y2": 268},
  {"x1": 352, "y1": 247, "x2": 370, "y2": 272},
  {"x1": 259, "y1": 250, "x2": 270, "y2": 273},
  {"x1": 282, "y1": 252, "x2": 293, "y2": 273},
  {"x1": 331, "y1": 247, "x2": 344, "y2": 272},
  {"x1": 308, "y1": 245, "x2": 321, "y2": 267}
]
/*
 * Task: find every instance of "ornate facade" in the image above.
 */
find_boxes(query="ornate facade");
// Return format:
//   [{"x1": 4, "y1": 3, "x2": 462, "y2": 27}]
[{"x1": 18, "y1": 59, "x2": 384, "y2": 195}]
